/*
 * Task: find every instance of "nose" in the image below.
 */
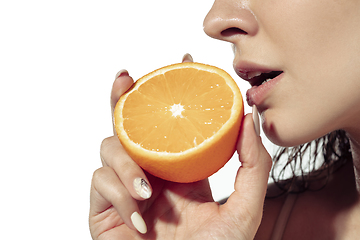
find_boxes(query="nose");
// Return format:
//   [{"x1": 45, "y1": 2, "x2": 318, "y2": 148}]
[{"x1": 203, "y1": 0, "x2": 258, "y2": 42}]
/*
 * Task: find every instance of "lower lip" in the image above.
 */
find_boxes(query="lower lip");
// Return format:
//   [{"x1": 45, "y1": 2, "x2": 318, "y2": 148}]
[{"x1": 246, "y1": 73, "x2": 283, "y2": 106}]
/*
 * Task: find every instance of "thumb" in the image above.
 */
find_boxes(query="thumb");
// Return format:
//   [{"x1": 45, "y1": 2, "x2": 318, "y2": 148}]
[{"x1": 222, "y1": 112, "x2": 272, "y2": 235}]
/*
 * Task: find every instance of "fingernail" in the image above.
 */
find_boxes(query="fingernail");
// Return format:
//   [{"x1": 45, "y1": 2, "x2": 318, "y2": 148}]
[
  {"x1": 252, "y1": 105, "x2": 260, "y2": 136},
  {"x1": 231, "y1": 43, "x2": 236, "y2": 55},
  {"x1": 115, "y1": 69, "x2": 129, "y2": 79},
  {"x1": 131, "y1": 212, "x2": 147, "y2": 234},
  {"x1": 182, "y1": 53, "x2": 193, "y2": 62},
  {"x1": 133, "y1": 178, "x2": 152, "y2": 199}
]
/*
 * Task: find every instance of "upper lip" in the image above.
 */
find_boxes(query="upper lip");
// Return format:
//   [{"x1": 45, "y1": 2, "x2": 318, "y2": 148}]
[{"x1": 234, "y1": 61, "x2": 283, "y2": 86}]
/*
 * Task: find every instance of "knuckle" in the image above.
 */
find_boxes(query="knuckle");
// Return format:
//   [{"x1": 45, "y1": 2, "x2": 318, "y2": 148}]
[
  {"x1": 92, "y1": 167, "x2": 111, "y2": 185},
  {"x1": 120, "y1": 160, "x2": 136, "y2": 172},
  {"x1": 98, "y1": 136, "x2": 140, "y2": 180},
  {"x1": 100, "y1": 136, "x2": 114, "y2": 153},
  {"x1": 100, "y1": 136, "x2": 120, "y2": 165}
]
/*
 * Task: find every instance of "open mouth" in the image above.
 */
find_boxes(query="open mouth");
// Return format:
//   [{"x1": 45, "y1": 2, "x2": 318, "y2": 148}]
[
  {"x1": 235, "y1": 64, "x2": 284, "y2": 106},
  {"x1": 246, "y1": 71, "x2": 283, "y2": 86}
]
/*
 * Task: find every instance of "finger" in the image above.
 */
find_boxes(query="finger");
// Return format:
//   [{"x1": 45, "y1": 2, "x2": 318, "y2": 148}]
[
  {"x1": 223, "y1": 113, "x2": 272, "y2": 234},
  {"x1": 235, "y1": 113, "x2": 271, "y2": 209},
  {"x1": 100, "y1": 136, "x2": 152, "y2": 200},
  {"x1": 182, "y1": 53, "x2": 194, "y2": 63},
  {"x1": 90, "y1": 166, "x2": 147, "y2": 234},
  {"x1": 111, "y1": 70, "x2": 134, "y2": 134}
]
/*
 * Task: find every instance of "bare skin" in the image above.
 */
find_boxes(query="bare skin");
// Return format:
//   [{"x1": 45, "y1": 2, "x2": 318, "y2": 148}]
[
  {"x1": 203, "y1": 0, "x2": 360, "y2": 238},
  {"x1": 89, "y1": 55, "x2": 272, "y2": 239},
  {"x1": 90, "y1": 0, "x2": 360, "y2": 238},
  {"x1": 255, "y1": 161, "x2": 360, "y2": 240}
]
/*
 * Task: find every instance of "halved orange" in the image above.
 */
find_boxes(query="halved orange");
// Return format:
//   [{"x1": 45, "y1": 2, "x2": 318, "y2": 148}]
[{"x1": 114, "y1": 62, "x2": 244, "y2": 183}]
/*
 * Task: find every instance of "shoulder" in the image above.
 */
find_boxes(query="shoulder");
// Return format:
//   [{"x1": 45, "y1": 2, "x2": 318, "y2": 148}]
[{"x1": 254, "y1": 182, "x2": 288, "y2": 240}]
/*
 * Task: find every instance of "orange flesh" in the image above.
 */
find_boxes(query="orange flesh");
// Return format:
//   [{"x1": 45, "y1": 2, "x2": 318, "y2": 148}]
[{"x1": 122, "y1": 68, "x2": 233, "y2": 153}]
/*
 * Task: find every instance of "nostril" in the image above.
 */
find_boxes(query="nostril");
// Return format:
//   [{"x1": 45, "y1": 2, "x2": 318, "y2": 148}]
[{"x1": 221, "y1": 27, "x2": 247, "y2": 37}]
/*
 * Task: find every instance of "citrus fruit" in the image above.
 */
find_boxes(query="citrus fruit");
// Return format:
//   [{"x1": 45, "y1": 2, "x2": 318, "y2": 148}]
[{"x1": 114, "y1": 62, "x2": 244, "y2": 183}]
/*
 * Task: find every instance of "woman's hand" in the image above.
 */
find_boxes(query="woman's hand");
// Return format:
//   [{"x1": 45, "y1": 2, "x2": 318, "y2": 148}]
[{"x1": 89, "y1": 54, "x2": 272, "y2": 239}]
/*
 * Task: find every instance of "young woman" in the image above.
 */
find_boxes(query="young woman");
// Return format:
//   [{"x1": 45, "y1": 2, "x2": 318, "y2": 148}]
[{"x1": 89, "y1": 0, "x2": 360, "y2": 239}]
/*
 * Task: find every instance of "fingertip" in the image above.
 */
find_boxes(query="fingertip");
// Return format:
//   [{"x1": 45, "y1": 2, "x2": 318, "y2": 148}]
[
  {"x1": 252, "y1": 106, "x2": 260, "y2": 136},
  {"x1": 112, "y1": 70, "x2": 134, "y2": 95},
  {"x1": 115, "y1": 69, "x2": 129, "y2": 79},
  {"x1": 131, "y1": 212, "x2": 147, "y2": 234},
  {"x1": 236, "y1": 113, "x2": 271, "y2": 172},
  {"x1": 111, "y1": 72, "x2": 134, "y2": 110},
  {"x1": 237, "y1": 113, "x2": 260, "y2": 153},
  {"x1": 182, "y1": 53, "x2": 194, "y2": 63},
  {"x1": 133, "y1": 177, "x2": 152, "y2": 200}
]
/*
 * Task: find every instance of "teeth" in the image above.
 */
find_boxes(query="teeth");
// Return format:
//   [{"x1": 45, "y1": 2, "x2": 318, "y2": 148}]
[
  {"x1": 261, "y1": 78, "x2": 271, "y2": 85},
  {"x1": 247, "y1": 71, "x2": 262, "y2": 79}
]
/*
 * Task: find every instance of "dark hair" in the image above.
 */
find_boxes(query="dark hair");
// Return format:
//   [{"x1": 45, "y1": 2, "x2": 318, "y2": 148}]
[{"x1": 268, "y1": 130, "x2": 352, "y2": 197}]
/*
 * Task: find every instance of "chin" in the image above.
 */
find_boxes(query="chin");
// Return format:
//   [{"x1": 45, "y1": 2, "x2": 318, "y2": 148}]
[
  {"x1": 261, "y1": 118, "x2": 319, "y2": 148},
  {"x1": 265, "y1": 131, "x2": 303, "y2": 147}
]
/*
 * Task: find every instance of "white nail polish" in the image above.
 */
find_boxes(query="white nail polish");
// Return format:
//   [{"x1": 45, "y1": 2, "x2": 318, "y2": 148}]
[
  {"x1": 133, "y1": 178, "x2": 152, "y2": 199},
  {"x1": 252, "y1": 106, "x2": 260, "y2": 136},
  {"x1": 131, "y1": 212, "x2": 147, "y2": 234},
  {"x1": 115, "y1": 69, "x2": 128, "y2": 79}
]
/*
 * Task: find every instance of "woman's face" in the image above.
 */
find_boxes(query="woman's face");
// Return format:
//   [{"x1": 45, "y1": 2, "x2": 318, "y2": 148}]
[{"x1": 204, "y1": 0, "x2": 360, "y2": 147}]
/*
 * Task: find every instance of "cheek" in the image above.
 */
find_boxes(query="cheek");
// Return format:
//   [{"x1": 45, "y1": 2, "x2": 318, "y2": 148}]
[
  {"x1": 261, "y1": 0, "x2": 358, "y2": 71},
  {"x1": 254, "y1": 0, "x2": 360, "y2": 146},
  {"x1": 259, "y1": 77, "x2": 331, "y2": 147},
  {"x1": 261, "y1": 79, "x2": 360, "y2": 148}
]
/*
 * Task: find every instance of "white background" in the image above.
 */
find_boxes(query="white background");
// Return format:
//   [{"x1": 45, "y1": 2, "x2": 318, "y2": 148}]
[{"x1": 0, "y1": 1, "x2": 275, "y2": 239}]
